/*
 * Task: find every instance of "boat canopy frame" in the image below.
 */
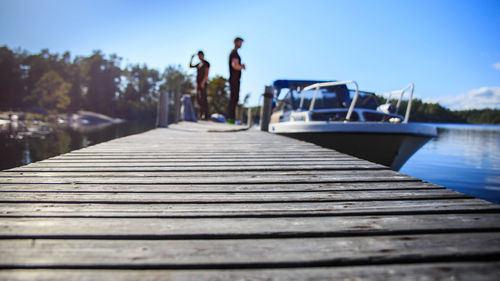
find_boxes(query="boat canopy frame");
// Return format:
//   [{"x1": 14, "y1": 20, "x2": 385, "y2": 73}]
[
  {"x1": 300, "y1": 81, "x2": 359, "y2": 122},
  {"x1": 298, "y1": 81, "x2": 415, "y2": 123}
]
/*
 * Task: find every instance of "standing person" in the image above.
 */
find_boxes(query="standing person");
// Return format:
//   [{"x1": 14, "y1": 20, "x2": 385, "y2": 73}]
[
  {"x1": 228, "y1": 37, "x2": 245, "y2": 124},
  {"x1": 189, "y1": 50, "x2": 210, "y2": 120}
]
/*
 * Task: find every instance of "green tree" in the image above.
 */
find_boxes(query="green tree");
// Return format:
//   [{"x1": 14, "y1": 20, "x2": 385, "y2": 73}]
[
  {"x1": 379, "y1": 97, "x2": 462, "y2": 123},
  {"x1": 0, "y1": 46, "x2": 25, "y2": 110},
  {"x1": 81, "y1": 51, "x2": 122, "y2": 115},
  {"x1": 20, "y1": 49, "x2": 77, "y2": 111},
  {"x1": 207, "y1": 75, "x2": 229, "y2": 115},
  {"x1": 160, "y1": 65, "x2": 193, "y2": 96},
  {"x1": 25, "y1": 71, "x2": 71, "y2": 113},
  {"x1": 455, "y1": 109, "x2": 500, "y2": 124},
  {"x1": 23, "y1": 50, "x2": 58, "y2": 104},
  {"x1": 66, "y1": 56, "x2": 85, "y2": 112},
  {"x1": 116, "y1": 64, "x2": 161, "y2": 119},
  {"x1": 122, "y1": 64, "x2": 160, "y2": 103}
]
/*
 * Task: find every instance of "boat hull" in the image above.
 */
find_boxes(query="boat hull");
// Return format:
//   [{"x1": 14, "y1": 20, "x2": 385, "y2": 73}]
[
  {"x1": 276, "y1": 132, "x2": 432, "y2": 170},
  {"x1": 270, "y1": 122, "x2": 436, "y2": 170}
]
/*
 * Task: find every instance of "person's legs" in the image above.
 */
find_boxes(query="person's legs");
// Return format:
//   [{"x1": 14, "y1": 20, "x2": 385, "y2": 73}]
[
  {"x1": 196, "y1": 84, "x2": 202, "y2": 119},
  {"x1": 228, "y1": 79, "x2": 240, "y2": 121},
  {"x1": 200, "y1": 83, "x2": 209, "y2": 119}
]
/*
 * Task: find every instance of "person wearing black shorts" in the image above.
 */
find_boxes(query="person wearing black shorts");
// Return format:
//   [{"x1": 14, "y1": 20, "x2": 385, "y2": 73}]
[{"x1": 228, "y1": 37, "x2": 245, "y2": 123}]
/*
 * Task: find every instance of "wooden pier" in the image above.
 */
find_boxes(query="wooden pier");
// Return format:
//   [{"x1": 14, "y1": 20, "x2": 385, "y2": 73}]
[{"x1": 1, "y1": 121, "x2": 499, "y2": 280}]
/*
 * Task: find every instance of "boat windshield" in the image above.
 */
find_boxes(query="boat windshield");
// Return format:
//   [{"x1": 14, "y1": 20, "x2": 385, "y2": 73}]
[
  {"x1": 349, "y1": 90, "x2": 379, "y2": 110},
  {"x1": 275, "y1": 86, "x2": 350, "y2": 111},
  {"x1": 275, "y1": 86, "x2": 379, "y2": 111}
]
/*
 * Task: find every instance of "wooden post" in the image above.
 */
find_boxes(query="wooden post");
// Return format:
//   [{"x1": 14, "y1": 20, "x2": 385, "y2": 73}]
[
  {"x1": 174, "y1": 91, "x2": 180, "y2": 123},
  {"x1": 260, "y1": 86, "x2": 274, "y2": 131},
  {"x1": 236, "y1": 105, "x2": 244, "y2": 123},
  {"x1": 156, "y1": 91, "x2": 169, "y2": 128},
  {"x1": 247, "y1": 107, "x2": 253, "y2": 128}
]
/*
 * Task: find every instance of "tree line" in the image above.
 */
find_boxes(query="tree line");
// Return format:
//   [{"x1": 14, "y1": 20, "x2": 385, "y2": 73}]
[
  {"x1": 0, "y1": 46, "x2": 230, "y2": 121},
  {"x1": 379, "y1": 98, "x2": 500, "y2": 124},
  {"x1": 1, "y1": 45, "x2": 498, "y2": 124}
]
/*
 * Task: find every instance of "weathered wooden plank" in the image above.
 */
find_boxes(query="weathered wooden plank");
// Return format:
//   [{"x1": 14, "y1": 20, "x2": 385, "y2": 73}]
[
  {"x1": 0, "y1": 170, "x2": 405, "y2": 176},
  {"x1": 62, "y1": 148, "x2": 336, "y2": 152},
  {"x1": 0, "y1": 182, "x2": 443, "y2": 192},
  {"x1": 62, "y1": 149, "x2": 336, "y2": 153},
  {"x1": 71, "y1": 149, "x2": 341, "y2": 153},
  {"x1": 64, "y1": 151, "x2": 340, "y2": 155},
  {"x1": 1, "y1": 233, "x2": 500, "y2": 268},
  {"x1": 0, "y1": 178, "x2": 418, "y2": 185},
  {"x1": 0, "y1": 190, "x2": 470, "y2": 203},
  {"x1": 51, "y1": 149, "x2": 345, "y2": 155},
  {"x1": 65, "y1": 150, "x2": 344, "y2": 154},
  {"x1": 8, "y1": 163, "x2": 386, "y2": 172},
  {"x1": 2, "y1": 199, "x2": 498, "y2": 217},
  {"x1": 1, "y1": 262, "x2": 499, "y2": 281},
  {"x1": 99, "y1": 148, "x2": 324, "y2": 153},
  {"x1": 81, "y1": 143, "x2": 322, "y2": 148},
  {"x1": 1, "y1": 214, "x2": 499, "y2": 238},
  {"x1": 0, "y1": 170, "x2": 418, "y2": 185},
  {"x1": 36, "y1": 158, "x2": 360, "y2": 163},
  {"x1": 46, "y1": 155, "x2": 355, "y2": 161},
  {"x1": 14, "y1": 159, "x2": 373, "y2": 167}
]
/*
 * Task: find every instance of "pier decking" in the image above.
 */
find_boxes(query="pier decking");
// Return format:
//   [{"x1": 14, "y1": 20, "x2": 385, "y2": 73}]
[{"x1": 1, "y1": 121, "x2": 500, "y2": 280}]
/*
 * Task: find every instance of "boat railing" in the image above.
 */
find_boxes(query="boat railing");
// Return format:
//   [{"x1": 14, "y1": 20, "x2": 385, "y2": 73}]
[
  {"x1": 299, "y1": 80, "x2": 359, "y2": 122},
  {"x1": 378, "y1": 83, "x2": 414, "y2": 123}
]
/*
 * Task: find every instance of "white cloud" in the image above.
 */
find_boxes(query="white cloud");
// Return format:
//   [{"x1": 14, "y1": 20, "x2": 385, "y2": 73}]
[
  {"x1": 494, "y1": 62, "x2": 500, "y2": 70},
  {"x1": 425, "y1": 87, "x2": 500, "y2": 110}
]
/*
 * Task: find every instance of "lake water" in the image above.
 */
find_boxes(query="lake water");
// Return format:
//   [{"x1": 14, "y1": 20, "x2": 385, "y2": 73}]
[
  {"x1": 400, "y1": 123, "x2": 500, "y2": 204},
  {"x1": 0, "y1": 121, "x2": 155, "y2": 171},
  {"x1": 1, "y1": 121, "x2": 499, "y2": 204}
]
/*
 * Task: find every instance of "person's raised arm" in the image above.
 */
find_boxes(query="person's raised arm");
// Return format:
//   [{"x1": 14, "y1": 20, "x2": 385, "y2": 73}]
[{"x1": 189, "y1": 54, "x2": 196, "y2": 68}]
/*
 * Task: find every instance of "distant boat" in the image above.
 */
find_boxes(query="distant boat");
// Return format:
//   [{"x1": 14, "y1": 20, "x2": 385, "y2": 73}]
[{"x1": 268, "y1": 80, "x2": 437, "y2": 170}]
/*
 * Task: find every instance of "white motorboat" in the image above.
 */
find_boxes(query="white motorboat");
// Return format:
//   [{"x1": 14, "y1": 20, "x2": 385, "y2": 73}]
[{"x1": 268, "y1": 80, "x2": 437, "y2": 170}]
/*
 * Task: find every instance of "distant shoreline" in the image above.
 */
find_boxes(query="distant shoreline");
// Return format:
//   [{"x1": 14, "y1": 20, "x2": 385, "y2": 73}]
[{"x1": 0, "y1": 110, "x2": 126, "y2": 137}]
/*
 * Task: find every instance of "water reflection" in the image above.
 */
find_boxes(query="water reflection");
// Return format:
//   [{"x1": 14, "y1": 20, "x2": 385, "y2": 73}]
[
  {"x1": 400, "y1": 124, "x2": 500, "y2": 204},
  {"x1": 22, "y1": 142, "x2": 30, "y2": 166},
  {"x1": 0, "y1": 121, "x2": 155, "y2": 171}
]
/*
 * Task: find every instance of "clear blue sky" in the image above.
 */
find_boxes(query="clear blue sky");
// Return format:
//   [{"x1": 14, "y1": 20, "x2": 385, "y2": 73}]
[{"x1": 1, "y1": 0, "x2": 499, "y2": 109}]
